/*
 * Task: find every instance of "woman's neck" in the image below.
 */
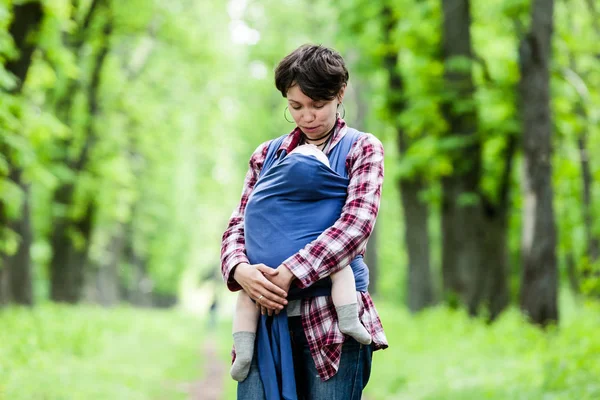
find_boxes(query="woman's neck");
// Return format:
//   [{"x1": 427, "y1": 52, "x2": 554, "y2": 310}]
[{"x1": 302, "y1": 122, "x2": 336, "y2": 149}]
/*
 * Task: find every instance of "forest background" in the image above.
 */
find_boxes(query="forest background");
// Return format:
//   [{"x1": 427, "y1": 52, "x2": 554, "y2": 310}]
[{"x1": 1, "y1": 0, "x2": 600, "y2": 399}]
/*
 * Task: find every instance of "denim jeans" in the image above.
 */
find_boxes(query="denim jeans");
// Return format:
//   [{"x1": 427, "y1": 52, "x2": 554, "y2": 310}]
[{"x1": 237, "y1": 316, "x2": 373, "y2": 400}]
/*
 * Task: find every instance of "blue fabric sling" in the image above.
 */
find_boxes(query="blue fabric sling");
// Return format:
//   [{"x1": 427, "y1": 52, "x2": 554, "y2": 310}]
[{"x1": 244, "y1": 128, "x2": 370, "y2": 400}]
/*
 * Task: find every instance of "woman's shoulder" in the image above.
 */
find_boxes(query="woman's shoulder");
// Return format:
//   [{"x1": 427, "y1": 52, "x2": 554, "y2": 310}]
[
  {"x1": 248, "y1": 133, "x2": 290, "y2": 167},
  {"x1": 252, "y1": 139, "x2": 271, "y2": 156},
  {"x1": 253, "y1": 132, "x2": 290, "y2": 154},
  {"x1": 346, "y1": 128, "x2": 384, "y2": 155},
  {"x1": 248, "y1": 140, "x2": 271, "y2": 168}
]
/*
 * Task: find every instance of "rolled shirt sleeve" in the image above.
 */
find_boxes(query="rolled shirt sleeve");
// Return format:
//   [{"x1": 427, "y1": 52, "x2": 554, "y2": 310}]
[
  {"x1": 220, "y1": 141, "x2": 270, "y2": 291},
  {"x1": 281, "y1": 133, "x2": 384, "y2": 288}
]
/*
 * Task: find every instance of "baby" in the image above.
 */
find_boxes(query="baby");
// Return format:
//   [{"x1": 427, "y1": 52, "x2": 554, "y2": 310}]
[{"x1": 230, "y1": 144, "x2": 372, "y2": 382}]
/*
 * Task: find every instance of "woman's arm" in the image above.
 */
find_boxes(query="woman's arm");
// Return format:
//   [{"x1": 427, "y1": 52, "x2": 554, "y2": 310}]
[
  {"x1": 277, "y1": 133, "x2": 384, "y2": 288},
  {"x1": 220, "y1": 141, "x2": 269, "y2": 291},
  {"x1": 220, "y1": 141, "x2": 289, "y2": 310}
]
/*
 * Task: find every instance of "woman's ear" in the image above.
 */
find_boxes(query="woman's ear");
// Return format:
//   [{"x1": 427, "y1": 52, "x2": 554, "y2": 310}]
[{"x1": 338, "y1": 84, "x2": 347, "y2": 103}]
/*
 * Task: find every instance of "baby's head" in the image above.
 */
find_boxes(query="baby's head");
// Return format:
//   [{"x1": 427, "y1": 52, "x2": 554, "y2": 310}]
[{"x1": 289, "y1": 144, "x2": 330, "y2": 167}]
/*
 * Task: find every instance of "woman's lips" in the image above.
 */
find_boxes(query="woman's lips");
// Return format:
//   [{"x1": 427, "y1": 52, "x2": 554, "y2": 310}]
[{"x1": 303, "y1": 126, "x2": 319, "y2": 133}]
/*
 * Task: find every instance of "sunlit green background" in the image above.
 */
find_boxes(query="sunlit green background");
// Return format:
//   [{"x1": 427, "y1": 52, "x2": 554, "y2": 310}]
[{"x1": 1, "y1": 0, "x2": 600, "y2": 398}]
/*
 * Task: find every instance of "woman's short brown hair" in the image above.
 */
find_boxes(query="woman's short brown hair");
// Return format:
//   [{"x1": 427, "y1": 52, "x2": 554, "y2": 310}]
[{"x1": 274, "y1": 44, "x2": 349, "y2": 101}]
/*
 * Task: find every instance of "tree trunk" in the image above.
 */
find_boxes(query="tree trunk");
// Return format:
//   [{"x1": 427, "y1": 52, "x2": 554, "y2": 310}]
[
  {"x1": 84, "y1": 225, "x2": 125, "y2": 306},
  {"x1": 575, "y1": 103, "x2": 600, "y2": 288},
  {"x1": 118, "y1": 220, "x2": 152, "y2": 307},
  {"x1": 5, "y1": 2, "x2": 43, "y2": 93},
  {"x1": 578, "y1": 135, "x2": 599, "y2": 262},
  {"x1": 441, "y1": 177, "x2": 482, "y2": 311},
  {"x1": 478, "y1": 207, "x2": 511, "y2": 320},
  {"x1": 52, "y1": 0, "x2": 103, "y2": 120},
  {"x1": 5, "y1": 169, "x2": 33, "y2": 305},
  {"x1": 50, "y1": 15, "x2": 111, "y2": 303},
  {"x1": 0, "y1": 177, "x2": 33, "y2": 306},
  {"x1": 476, "y1": 134, "x2": 516, "y2": 320},
  {"x1": 0, "y1": 267, "x2": 8, "y2": 305},
  {"x1": 152, "y1": 292, "x2": 178, "y2": 308},
  {"x1": 566, "y1": 252, "x2": 579, "y2": 294},
  {"x1": 440, "y1": 0, "x2": 482, "y2": 312},
  {"x1": 564, "y1": 6, "x2": 599, "y2": 289},
  {"x1": 49, "y1": 185, "x2": 86, "y2": 302},
  {"x1": 94, "y1": 261, "x2": 121, "y2": 307},
  {"x1": 401, "y1": 178, "x2": 435, "y2": 312},
  {"x1": 0, "y1": 1, "x2": 44, "y2": 306},
  {"x1": 1, "y1": 154, "x2": 11, "y2": 306},
  {"x1": 518, "y1": 0, "x2": 558, "y2": 326},
  {"x1": 381, "y1": 5, "x2": 435, "y2": 311},
  {"x1": 127, "y1": 253, "x2": 153, "y2": 308}
]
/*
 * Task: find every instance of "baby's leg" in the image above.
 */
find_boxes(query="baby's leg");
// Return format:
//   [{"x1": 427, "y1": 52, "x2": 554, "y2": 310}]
[
  {"x1": 230, "y1": 291, "x2": 260, "y2": 381},
  {"x1": 331, "y1": 266, "x2": 372, "y2": 345}
]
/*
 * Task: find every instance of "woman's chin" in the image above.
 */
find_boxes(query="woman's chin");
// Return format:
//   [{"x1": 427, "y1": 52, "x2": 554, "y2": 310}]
[
  {"x1": 302, "y1": 128, "x2": 327, "y2": 138},
  {"x1": 302, "y1": 128, "x2": 321, "y2": 136}
]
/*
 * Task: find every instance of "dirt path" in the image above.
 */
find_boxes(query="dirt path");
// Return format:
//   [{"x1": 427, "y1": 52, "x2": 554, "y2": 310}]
[
  {"x1": 180, "y1": 335, "x2": 227, "y2": 400},
  {"x1": 179, "y1": 334, "x2": 372, "y2": 400}
]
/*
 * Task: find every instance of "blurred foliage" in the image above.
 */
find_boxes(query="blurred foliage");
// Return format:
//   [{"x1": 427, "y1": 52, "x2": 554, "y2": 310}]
[
  {"x1": 363, "y1": 295, "x2": 600, "y2": 399},
  {"x1": 1, "y1": 0, "x2": 600, "y2": 300},
  {"x1": 0, "y1": 304, "x2": 204, "y2": 399},
  {"x1": 215, "y1": 293, "x2": 600, "y2": 399},
  {"x1": 1, "y1": 0, "x2": 600, "y2": 397}
]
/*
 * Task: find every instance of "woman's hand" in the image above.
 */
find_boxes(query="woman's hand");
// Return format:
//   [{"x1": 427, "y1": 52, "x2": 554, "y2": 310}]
[
  {"x1": 233, "y1": 263, "x2": 288, "y2": 313},
  {"x1": 259, "y1": 265, "x2": 296, "y2": 316},
  {"x1": 267, "y1": 265, "x2": 295, "y2": 294}
]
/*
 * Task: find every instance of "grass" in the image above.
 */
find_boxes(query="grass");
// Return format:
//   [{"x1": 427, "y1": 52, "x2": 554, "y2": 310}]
[
  {"x1": 3, "y1": 292, "x2": 599, "y2": 400},
  {"x1": 214, "y1": 291, "x2": 600, "y2": 400},
  {"x1": 365, "y1": 293, "x2": 600, "y2": 400},
  {"x1": 0, "y1": 304, "x2": 205, "y2": 400}
]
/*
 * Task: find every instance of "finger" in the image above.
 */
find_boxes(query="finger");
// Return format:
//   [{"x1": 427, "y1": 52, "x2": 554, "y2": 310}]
[
  {"x1": 247, "y1": 272, "x2": 286, "y2": 300},
  {"x1": 258, "y1": 277, "x2": 288, "y2": 299},
  {"x1": 256, "y1": 288, "x2": 287, "y2": 309},
  {"x1": 250, "y1": 277, "x2": 287, "y2": 305},
  {"x1": 256, "y1": 264, "x2": 279, "y2": 276},
  {"x1": 255, "y1": 294, "x2": 267, "y2": 304},
  {"x1": 254, "y1": 292, "x2": 287, "y2": 310},
  {"x1": 261, "y1": 305, "x2": 268, "y2": 316}
]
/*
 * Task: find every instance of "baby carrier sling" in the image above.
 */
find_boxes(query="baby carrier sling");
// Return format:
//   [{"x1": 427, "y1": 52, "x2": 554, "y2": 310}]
[{"x1": 244, "y1": 127, "x2": 370, "y2": 400}]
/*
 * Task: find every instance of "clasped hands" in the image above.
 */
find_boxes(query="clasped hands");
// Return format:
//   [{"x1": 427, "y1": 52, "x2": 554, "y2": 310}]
[{"x1": 233, "y1": 262, "x2": 295, "y2": 316}]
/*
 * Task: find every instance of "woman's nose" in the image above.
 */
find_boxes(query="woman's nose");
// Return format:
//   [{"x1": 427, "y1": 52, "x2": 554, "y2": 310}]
[{"x1": 303, "y1": 110, "x2": 316, "y2": 122}]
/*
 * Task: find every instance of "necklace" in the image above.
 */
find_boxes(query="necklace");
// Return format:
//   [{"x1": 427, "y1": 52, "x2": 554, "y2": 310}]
[{"x1": 303, "y1": 126, "x2": 335, "y2": 149}]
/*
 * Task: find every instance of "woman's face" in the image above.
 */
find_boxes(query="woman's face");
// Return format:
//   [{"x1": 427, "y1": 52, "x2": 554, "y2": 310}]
[{"x1": 287, "y1": 84, "x2": 345, "y2": 139}]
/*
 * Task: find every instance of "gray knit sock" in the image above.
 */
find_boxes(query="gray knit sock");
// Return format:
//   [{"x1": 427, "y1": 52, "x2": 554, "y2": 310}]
[
  {"x1": 230, "y1": 331, "x2": 255, "y2": 382},
  {"x1": 337, "y1": 303, "x2": 372, "y2": 345}
]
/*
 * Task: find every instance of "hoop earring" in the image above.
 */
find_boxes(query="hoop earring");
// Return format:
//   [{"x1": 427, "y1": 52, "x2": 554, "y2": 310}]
[
  {"x1": 337, "y1": 103, "x2": 346, "y2": 119},
  {"x1": 284, "y1": 106, "x2": 294, "y2": 123}
]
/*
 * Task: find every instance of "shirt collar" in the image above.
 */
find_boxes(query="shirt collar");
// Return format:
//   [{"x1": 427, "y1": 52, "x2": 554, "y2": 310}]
[{"x1": 277, "y1": 118, "x2": 347, "y2": 156}]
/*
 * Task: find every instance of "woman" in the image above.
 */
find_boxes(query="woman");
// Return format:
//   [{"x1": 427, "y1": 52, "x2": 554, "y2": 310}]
[{"x1": 221, "y1": 44, "x2": 388, "y2": 400}]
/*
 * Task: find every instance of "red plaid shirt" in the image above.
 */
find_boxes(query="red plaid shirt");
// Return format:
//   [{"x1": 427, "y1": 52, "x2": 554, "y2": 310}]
[{"x1": 221, "y1": 119, "x2": 388, "y2": 381}]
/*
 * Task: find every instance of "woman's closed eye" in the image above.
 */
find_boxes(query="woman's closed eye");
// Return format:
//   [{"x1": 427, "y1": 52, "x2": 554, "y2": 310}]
[{"x1": 292, "y1": 104, "x2": 325, "y2": 110}]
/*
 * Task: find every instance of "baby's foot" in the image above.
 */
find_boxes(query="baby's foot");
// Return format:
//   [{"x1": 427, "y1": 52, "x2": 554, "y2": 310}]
[
  {"x1": 337, "y1": 303, "x2": 372, "y2": 345},
  {"x1": 230, "y1": 331, "x2": 255, "y2": 381}
]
